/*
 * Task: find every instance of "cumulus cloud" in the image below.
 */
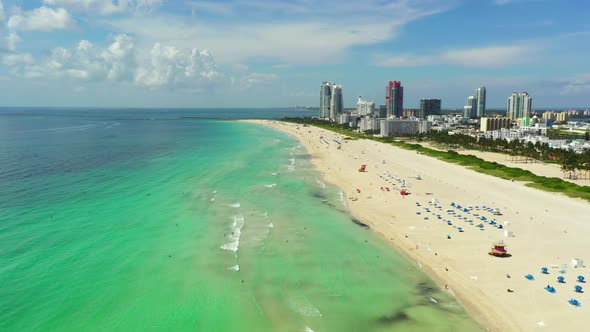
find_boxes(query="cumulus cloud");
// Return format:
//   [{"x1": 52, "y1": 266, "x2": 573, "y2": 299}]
[
  {"x1": 135, "y1": 44, "x2": 222, "y2": 88},
  {"x1": 373, "y1": 45, "x2": 536, "y2": 67},
  {"x1": 7, "y1": 6, "x2": 74, "y2": 31},
  {"x1": 5, "y1": 34, "x2": 224, "y2": 90}
]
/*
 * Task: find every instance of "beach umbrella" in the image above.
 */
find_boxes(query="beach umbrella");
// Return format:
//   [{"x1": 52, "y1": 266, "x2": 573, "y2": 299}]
[
  {"x1": 525, "y1": 274, "x2": 535, "y2": 281},
  {"x1": 575, "y1": 285, "x2": 583, "y2": 293},
  {"x1": 545, "y1": 285, "x2": 556, "y2": 293},
  {"x1": 557, "y1": 276, "x2": 565, "y2": 283},
  {"x1": 541, "y1": 267, "x2": 549, "y2": 274},
  {"x1": 578, "y1": 276, "x2": 585, "y2": 283}
]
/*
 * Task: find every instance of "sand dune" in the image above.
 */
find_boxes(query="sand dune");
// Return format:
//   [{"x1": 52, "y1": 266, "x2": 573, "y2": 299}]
[{"x1": 247, "y1": 119, "x2": 590, "y2": 332}]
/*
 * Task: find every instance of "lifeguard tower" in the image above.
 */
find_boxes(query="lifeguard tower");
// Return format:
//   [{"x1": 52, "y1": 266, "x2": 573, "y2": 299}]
[{"x1": 489, "y1": 240, "x2": 510, "y2": 257}]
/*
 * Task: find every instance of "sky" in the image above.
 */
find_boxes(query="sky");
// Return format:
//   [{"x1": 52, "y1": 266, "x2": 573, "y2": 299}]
[{"x1": 0, "y1": 0, "x2": 589, "y2": 109}]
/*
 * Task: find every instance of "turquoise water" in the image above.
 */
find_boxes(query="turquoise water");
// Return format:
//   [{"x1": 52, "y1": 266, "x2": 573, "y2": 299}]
[{"x1": 0, "y1": 109, "x2": 482, "y2": 331}]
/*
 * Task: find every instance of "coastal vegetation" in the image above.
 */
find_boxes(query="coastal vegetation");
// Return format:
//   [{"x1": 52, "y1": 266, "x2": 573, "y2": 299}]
[{"x1": 281, "y1": 117, "x2": 590, "y2": 203}]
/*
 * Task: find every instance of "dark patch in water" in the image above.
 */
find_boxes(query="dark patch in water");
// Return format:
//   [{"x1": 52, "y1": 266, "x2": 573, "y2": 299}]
[
  {"x1": 295, "y1": 154, "x2": 311, "y2": 160},
  {"x1": 352, "y1": 218, "x2": 370, "y2": 229},
  {"x1": 376, "y1": 311, "x2": 411, "y2": 325},
  {"x1": 311, "y1": 192, "x2": 326, "y2": 199},
  {"x1": 417, "y1": 282, "x2": 437, "y2": 296}
]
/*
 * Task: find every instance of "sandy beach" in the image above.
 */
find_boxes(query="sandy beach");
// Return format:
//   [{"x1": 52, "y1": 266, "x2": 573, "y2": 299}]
[{"x1": 248, "y1": 119, "x2": 590, "y2": 332}]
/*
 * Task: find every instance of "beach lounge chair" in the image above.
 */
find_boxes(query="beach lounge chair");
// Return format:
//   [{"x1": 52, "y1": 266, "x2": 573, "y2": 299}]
[
  {"x1": 575, "y1": 285, "x2": 583, "y2": 293},
  {"x1": 578, "y1": 276, "x2": 585, "y2": 283},
  {"x1": 525, "y1": 274, "x2": 535, "y2": 281},
  {"x1": 541, "y1": 267, "x2": 549, "y2": 274},
  {"x1": 557, "y1": 276, "x2": 565, "y2": 283}
]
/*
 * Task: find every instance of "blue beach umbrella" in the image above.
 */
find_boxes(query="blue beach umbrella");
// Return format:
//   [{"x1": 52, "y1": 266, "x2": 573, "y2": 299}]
[
  {"x1": 541, "y1": 267, "x2": 549, "y2": 274},
  {"x1": 568, "y1": 299, "x2": 581, "y2": 306},
  {"x1": 557, "y1": 276, "x2": 565, "y2": 283},
  {"x1": 575, "y1": 285, "x2": 583, "y2": 293}
]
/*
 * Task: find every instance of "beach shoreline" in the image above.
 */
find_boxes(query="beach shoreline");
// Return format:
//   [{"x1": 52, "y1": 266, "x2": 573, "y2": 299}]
[{"x1": 245, "y1": 119, "x2": 590, "y2": 332}]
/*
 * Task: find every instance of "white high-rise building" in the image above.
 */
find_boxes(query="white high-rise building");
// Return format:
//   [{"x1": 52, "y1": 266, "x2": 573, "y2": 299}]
[
  {"x1": 319, "y1": 81, "x2": 343, "y2": 121},
  {"x1": 356, "y1": 96, "x2": 375, "y2": 116},
  {"x1": 331, "y1": 85, "x2": 343, "y2": 120},
  {"x1": 507, "y1": 92, "x2": 532, "y2": 120},
  {"x1": 320, "y1": 82, "x2": 332, "y2": 119},
  {"x1": 476, "y1": 87, "x2": 486, "y2": 118}
]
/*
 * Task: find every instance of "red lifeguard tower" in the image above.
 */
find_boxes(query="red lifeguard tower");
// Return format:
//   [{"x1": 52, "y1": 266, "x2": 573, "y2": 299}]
[
  {"x1": 488, "y1": 241, "x2": 510, "y2": 257},
  {"x1": 358, "y1": 165, "x2": 367, "y2": 172}
]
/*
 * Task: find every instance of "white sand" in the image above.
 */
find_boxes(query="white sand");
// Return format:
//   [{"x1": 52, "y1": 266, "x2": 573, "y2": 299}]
[{"x1": 248, "y1": 120, "x2": 590, "y2": 332}]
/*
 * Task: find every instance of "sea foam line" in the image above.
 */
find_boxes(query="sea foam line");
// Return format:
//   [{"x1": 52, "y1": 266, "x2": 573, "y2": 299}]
[
  {"x1": 221, "y1": 215, "x2": 245, "y2": 253},
  {"x1": 315, "y1": 179, "x2": 326, "y2": 189}
]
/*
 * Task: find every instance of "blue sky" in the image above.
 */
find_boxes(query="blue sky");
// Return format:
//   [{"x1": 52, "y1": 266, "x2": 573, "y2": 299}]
[{"x1": 0, "y1": 0, "x2": 589, "y2": 108}]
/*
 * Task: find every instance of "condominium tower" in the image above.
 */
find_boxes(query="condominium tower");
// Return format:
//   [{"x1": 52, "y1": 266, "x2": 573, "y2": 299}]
[
  {"x1": 385, "y1": 81, "x2": 403, "y2": 118},
  {"x1": 465, "y1": 96, "x2": 477, "y2": 118},
  {"x1": 507, "y1": 92, "x2": 532, "y2": 120},
  {"x1": 420, "y1": 99, "x2": 441, "y2": 118},
  {"x1": 319, "y1": 81, "x2": 343, "y2": 120},
  {"x1": 476, "y1": 87, "x2": 486, "y2": 118}
]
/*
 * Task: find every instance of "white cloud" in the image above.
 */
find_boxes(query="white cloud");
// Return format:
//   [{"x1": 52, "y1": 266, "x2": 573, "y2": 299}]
[
  {"x1": 135, "y1": 44, "x2": 222, "y2": 88},
  {"x1": 2, "y1": 53, "x2": 34, "y2": 65},
  {"x1": 7, "y1": 6, "x2": 74, "y2": 31},
  {"x1": 106, "y1": 0, "x2": 453, "y2": 64},
  {"x1": 43, "y1": 0, "x2": 125, "y2": 15},
  {"x1": 42, "y1": 0, "x2": 162, "y2": 15},
  {"x1": 237, "y1": 73, "x2": 278, "y2": 89},
  {"x1": 560, "y1": 74, "x2": 590, "y2": 95},
  {"x1": 5, "y1": 34, "x2": 224, "y2": 90},
  {"x1": 373, "y1": 45, "x2": 536, "y2": 67}
]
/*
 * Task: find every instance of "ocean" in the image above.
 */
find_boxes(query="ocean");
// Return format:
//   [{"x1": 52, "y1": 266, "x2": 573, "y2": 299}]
[{"x1": 0, "y1": 108, "x2": 482, "y2": 331}]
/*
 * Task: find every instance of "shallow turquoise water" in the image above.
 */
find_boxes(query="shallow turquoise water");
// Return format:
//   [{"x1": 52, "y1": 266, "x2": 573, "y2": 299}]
[{"x1": 0, "y1": 109, "x2": 482, "y2": 331}]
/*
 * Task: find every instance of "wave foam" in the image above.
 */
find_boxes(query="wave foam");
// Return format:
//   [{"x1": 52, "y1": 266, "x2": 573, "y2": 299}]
[
  {"x1": 315, "y1": 179, "x2": 326, "y2": 189},
  {"x1": 229, "y1": 202, "x2": 241, "y2": 208},
  {"x1": 264, "y1": 183, "x2": 277, "y2": 188},
  {"x1": 289, "y1": 295, "x2": 322, "y2": 318},
  {"x1": 228, "y1": 264, "x2": 240, "y2": 271},
  {"x1": 221, "y1": 215, "x2": 245, "y2": 252}
]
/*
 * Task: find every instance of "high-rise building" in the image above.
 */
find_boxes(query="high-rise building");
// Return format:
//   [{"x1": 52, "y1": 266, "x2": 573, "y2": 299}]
[
  {"x1": 378, "y1": 105, "x2": 387, "y2": 118},
  {"x1": 463, "y1": 106, "x2": 473, "y2": 119},
  {"x1": 466, "y1": 96, "x2": 477, "y2": 118},
  {"x1": 420, "y1": 99, "x2": 441, "y2": 118},
  {"x1": 319, "y1": 81, "x2": 343, "y2": 120},
  {"x1": 331, "y1": 85, "x2": 343, "y2": 120},
  {"x1": 507, "y1": 92, "x2": 532, "y2": 120},
  {"x1": 480, "y1": 117, "x2": 511, "y2": 132},
  {"x1": 356, "y1": 96, "x2": 375, "y2": 116},
  {"x1": 385, "y1": 81, "x2": 403, "y2": 118},
  {"x1": 476, "y1": 87, "x2": 486, "y2": 118},
  {"x1": 320, "y1": 82, "x2": 332, "y2": 119}
]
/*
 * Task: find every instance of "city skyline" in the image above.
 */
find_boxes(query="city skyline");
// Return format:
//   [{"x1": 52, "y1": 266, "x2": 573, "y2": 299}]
[{"x1": 0, "y1": 0, "x2": 588, "y2": 108}]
